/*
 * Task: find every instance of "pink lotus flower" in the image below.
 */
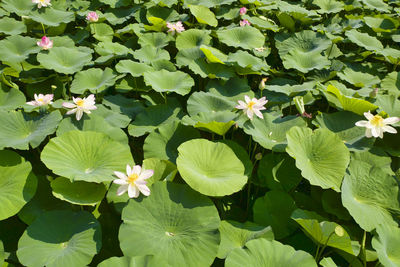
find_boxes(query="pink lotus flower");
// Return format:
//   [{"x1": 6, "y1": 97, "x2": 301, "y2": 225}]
[
  {"x1": 62, "y1": 94, "x2": 97, "y2": 121},
  {"x1": 32, "y1": 0, "x2": 51, "y2": 8},
  {"x1": 86, "y1": 11, "x2": 99, "y2": 22},
  {"x1": 240, "y1": 19, "x2": 251, "y2": 27},
  {"x1": 113, "y1": 164, "x2": 153, "y2": 198},
  {"x1": 239, "y1": 7, "x2": 247, "y2": 15},
  {"x1": 26, "y1": 94, "x2": 53, "y2": 106},
  {"x1": 166, "y1": 21, "x2": 185, "y2": 34},
  {"x1": 236, "y1": 95, "x2": 268, "y2": 120},
  {"x1": 37, "y1": 36, "x2": 53, "y2": 50}
]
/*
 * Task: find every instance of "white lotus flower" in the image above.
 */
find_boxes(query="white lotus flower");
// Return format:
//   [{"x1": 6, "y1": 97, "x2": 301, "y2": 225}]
[
  {"x1": 355, "y1": 111, "x2": 400, "y2": 138},
  {"x1": 26, "y1": 93, "x2": 53, "y2": 106},
  {"x1": 113, "y1": 164, "x2": 154, "y2": 198},
  {"x1": 62, "y1": 94, "x2": 97, "y2": 121},
  {"x1": 32, "y1": 0, "x2": 51, "y2": 8},
  {"x1": 236, "y1": 95, "x2": 268, "y2": 120}
]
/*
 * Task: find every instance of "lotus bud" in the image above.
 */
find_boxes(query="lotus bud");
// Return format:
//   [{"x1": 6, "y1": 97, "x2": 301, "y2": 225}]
[
  {"x1": 259, "y1": 78, "x2": 267, "y2": 91},
  {"x1": 255, "y1": 153, "x2": 262, "y2": 161},
  {"x1": 369, "y1": 87, "x2": 379, "y2": 98},
  {"x1": 239, "y1": 7, "x2": 247, "y2": 16}
]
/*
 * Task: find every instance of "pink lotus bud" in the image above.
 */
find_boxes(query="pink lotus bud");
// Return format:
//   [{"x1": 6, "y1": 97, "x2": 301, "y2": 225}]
[
  {"x1": 240, "y1": 19, "x2": 251, "y2": 27},
  {"x1": 37, "y1": 36, "x2": 53, "y2": 50},
  {"x1": 239, "y1": 7, "x2": 247, "y2": 15},
  {"x1": 86, "y1": 11, "x2": 99, "y2": 22}
]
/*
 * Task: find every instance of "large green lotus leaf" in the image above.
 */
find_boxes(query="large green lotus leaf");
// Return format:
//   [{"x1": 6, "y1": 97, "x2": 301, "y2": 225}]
[
  {"x1": 98, "y1": 256, "x2": 156, "y2": 267},
  {"x1": 341, "y1": 160, "x2": 399, "y2": 231},
  {"x1": 144, "y1": 70, "x2": 194, "y2": 96},
  {"x1": 217, "y1": 27, "x2": 265, "y2": 50},
  {"x1": 320, "y1": 257, "x2": 338, "y2": 267},
  {"x1": 314, "y1": 111, "x2": 374, "y2": 151},
  {"x1": 283, "y1": 49, "x2": 330, "y2": 73},
  {"x1": 312, "y1": 0, "x2": 344, "y2": 13},
  {"x1": 70, "y1": 68, "x2": 118, "y2": 94},
  {"x1": 0, "y1": 17, "x2": 26, "y2": 35},
  {"x1": 176, "y1": 139, "x2": 247, "y2": 196},
  {"x1": 185, "y1": 111, "x2": 236, "y2": 136},
  {"x1": 364, "y1": 16, "x2": 399, "y2": 33},
  {"x1": 30, "y1": 8, "x2": 74, "y2": 26},
  {"x1": 0, "y1": 110, "x2": 62, "y2": 150},
  {"x1": 217, "y1": 140, "x2": 253, "y2": 177},
  {"x1": 206, "y1": 77, "x2": 252, "y2": 103},
  {"x1": 50, "y1": 177, "x2": 107, "y2": 206},
  {"x1": 119, "y1": 182, "x2": 220, "y2": 267},
  {"x1": 381, "y1": 72, "x2": 400, "y2": 96},
  {"x1": 0, "y1": 161, "x2": 37, "y2": 220},
  {"x1": 133, "y1": 46, "x2": 170, "y2": 63},
  {"x1": 91, "y1": 105, "x2": 131, "y2": 128},
  {"x1": 41, "y1": 131, "x2": 133, "y2": 183},
  {"x1": 188, "y1": 58, "x2": 235, "y2": 79},
  {"x1": 0, "y1": 240, "x2": 4, "y2": 265},
  {"x1": 189, "y1": 5, "x2": 218, "y2": 27},
  {"x1": 143, "y1": 121, "x2": 200, "y2": 163},
  {"x1": 187, "y1": 91, "x2": 235, "y2": 116},
  {"x1": 138, "y1": 32, "x2": 171, "y2": 49},
  {"x1": 243, "y1": 113, "x2": 307, "y2": 152},
  {"x1": 199, "y1": 45, "x2": 228, "y2": 63},
  {"x1": 142, "y1": 158, "x2": 177, "y2": 186},
  {"x1": 99, "y1": 0, "x2": 131, "y2": 8},
  {"x1": 256, "y1": 152, "x2": 302, "y2": 191},
  {"x1": 217, "y1": 220, "x2": 274, "y2": 259},
  {"x1": 375, "y1": 94, "x2": 400, "y2": 118},
  {"x1": 184, "y1": 0, "x2": 235, "y2": 7},
  {"x1": 225, "y1": 239, "x2": 317, "y2": 267},
  {"x1": 56, "y1": 115, "x2": 128, "y2": 144},
  {"x1": 337, "y1": 68, "x2": 380, "y2": 88},
  {"x1": 128, "y1": 102, "x2": 183, "y2": 137},
  {"x1": 361, "y1": 0, "x2": 390, "y2": 12},
  {"x1": 0, "y1": 35, "x2": 40, "y2": 64},
  {"x1": 227, "y1": 50, "x2": 270, "y2": 72},
  {"x1": 243, "y1": 15, "x2": 279, "y2": 32},
  {"x1": 325, "y1": 85, "x2": 378, "y2": 115},
  {"x1": 253, "y1": 190, "x2": 297, "y2": 239},
  {"x1": 37, "y1": 47, "x2": 93, "y2": 74},
  {"x1": 345, "y1": 29, "x2": 383, "y2": 51},
  {"x1": 372, "y1": 224, "x2": 400, "y2": 267},
  {"x1": 115, "y1": 60, "x2": 153, "y2": 77},
  {"x1": 286, "y1": 127, "x2": 350, "y2": 192},
  {"x1": 0, "y1": 86, "x2": 25, "y2": 111},
  {"x1": 90, "y1": 23, "x2": 114, "y2": 42},
  {"x1": 175, "y1": 29, "x2": 212, "y2": 50},
  {"x1": 1, "y1": 0, "x2": 34, "y2": 16},
  {"x1": 321, "y1": 190, "x2": 352, "y2": 220},
  {"x1": 17, "y1": 210, "x2": 102, "y2": 267},
  {"x1": 291, "y1": 209, "x2": 355, "y2": 255},
  {"x1": 103, "y1": 7, "x2": 138, "y2": 25}
]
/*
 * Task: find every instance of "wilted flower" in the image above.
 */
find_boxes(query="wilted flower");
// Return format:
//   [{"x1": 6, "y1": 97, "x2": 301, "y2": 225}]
[
  {"x1": 239, "y1": 7, "x2": 247, "y2": 15},
  {"x1": 113, "y1": 164, "x2": 153, "y2": 198},
  {"x1": 26, "y1": 94, "x2": 53, "y2": 106},
  {"x1": 355, "y1": 111, "x2": 399, "y2": 138},
  {"x1": 62, "y1": 94, "x2": 97, "y2": 121},
  {"x1": 86, "y1": 11, "x2": 99, "y2": 22},
  {"x1": 240, "y1": 19, "x2": 251, "y2": 27},
  {"x1": 369, "y1": 87, "x2": 379, "y2": 98},
  {"x1": 32, "y1": 0, "x2": 51, "y2": 8},
  {"x1": 236, "y1": 95, "x2": 268, "y2": 120},
  {"x1": 166, "y1": 21, "x2": 185, "y2": 34},
  {"x1": 37, "y1": 36, "x2": 53, "y2": 50}
]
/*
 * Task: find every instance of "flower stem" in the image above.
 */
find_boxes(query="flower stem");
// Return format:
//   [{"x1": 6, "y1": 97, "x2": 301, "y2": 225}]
[{"x1": 41, "y1": 23, "x2": 46, "y2": 35}]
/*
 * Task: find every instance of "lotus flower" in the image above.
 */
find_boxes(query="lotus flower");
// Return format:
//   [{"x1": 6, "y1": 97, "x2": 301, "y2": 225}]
[
  {"x1": 37, "y1": 36, "x2": 53, "y2": 50},
  {"x1": 62, "y1": 94, "x2": 97, "y2": 121},
  {"x1": 355, "y1": 111, "x2": 400, "y2": 138},
  {"x1": 240, "y1": 19, "x2": 251, "y2": 27},
  {"x1": 236, "y1": 95, "x2": 268, "y2": 120},
  {"x1": 86, "y1": 11, "x2": 99, "y2": 22},
  {"x1": 32, "y1": 0, "x2": 51, "y2": 8},
  {"x1": 239, "y1": 7, "x2": 247, "y2": 15},
  {"x1": 166, "y1": 21, "x2": 185, "y2": 34},
  {"x1": 26, "y1": 93, "x2": 53, "y2": 106},
  {"x1": 113, "y1": 164, "x2": 153, "y2": 198}
]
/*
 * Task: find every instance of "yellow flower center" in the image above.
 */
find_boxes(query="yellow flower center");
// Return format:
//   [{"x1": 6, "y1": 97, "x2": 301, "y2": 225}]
[
  {"x1": 370, "y1": 115, "x2": 384, "y2": 127},
  {"x1": 76, "y1": 99, "x2": 85, "y2": 107},
  {"x1": 247, "y1": 101, "x2": 256, "y2": 110},
  {"x1": 127, "y1": 173, "x2": 139, "y2": 185},
  {"x1": 38, "y1": 98, "x2": 44, "y2": 102}
]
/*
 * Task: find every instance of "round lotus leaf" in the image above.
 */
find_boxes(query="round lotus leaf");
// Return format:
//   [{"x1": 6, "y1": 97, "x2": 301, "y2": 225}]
[
  {"x1": 143, "y1": 69, "x2": 194, "y2": 96},
  {"x1": 56, "y1": 115, "x2": 128, "y2": 144},
  {"x1": 372, "y1": 224, "x2": 400, "y2": 267},
  {"x1": 91, "y1": 104, "x2": 131, "y2": 129},
  {"x1": 313, "y1": 0, "x2": 344, "y2": 13},
  {"x1": 98, "y1": 256, "x2": 156, "y2": 267},
  {"x1": 184, "y1": 0, "x2": 235, "y2": 7},
  {"x1": 17, "y1": 210, "x2": 102, "y2": 267},
  {"x1": 0, "y1": 110, "x2": 62, "y2": 150},
  {"x1": 227, "y1": 50, "x2": 270, "y2": 72},
  {"x1": 176, "y1": 139, "x2": 247, "y2": 196},
  {"x1": 90, "y1": 23, "x2": 114, "y2": 42},
  {"x1": 225, "y1": 239, "x2": 317, "y2": 267},
  {"x1": 138, "y1": 32, "x2": 170, "y2": 48},
  {"x1": 217, "y1": 27, "x2": 265, "y2": 50},
  {"x1": 337, "y1": 67, "x2": 380, "y2": 88},
  {"x1": 381, "y1": 71, "x2": 400, "y2": 97},
  {"x1": 0, "y1": 86, "x2": 26, "y2": 111},
  {"x1": 341, "y1": 160, "x2": 399, "y2": 231},
  {"x1": 70, "y1": 68, "x2": 118, "y2": 94},
  {"x1": 175, "y1": 29, "x2": 212, "y2": 50},
  {"x1": 188, "y1": 58, "x2": 235, "y2": 79},
  {"x1": 286, "y1": 127, "x2": 350, "y2": 192},
  {"x1": 187, "y1": 91, "x2": 234, "y2": 116},
  {"x1": 37, "y1": 47, "x2": 93, "y2": 74},
  {"x1": 345, "y1": 29, "x2": 383, "y2": 51},
  {"x1": 143, "y1": 121, "x2": 201, "y2": 163},
  {"x1": 1, "y1": 0, "x2": 35, "y2": 16},
  {"x1": 133, "y1": 46, "x2": 170, "y2": 63},
  {"x1": 0, "y1": 160, "x2": 37, "y2": 220},
  {"x1": 119, "y1": 182, "x2": 220, "y2": 267},
  {"x1": 0, "y1": 35, "x2": 40, "y2": 64},
  {"x1": 0, "y1": 17, "x2": 26, "y2": 35},
  {"x1": 189, "y1": 5, "x2": 218, "y2": 27},
  {"x1": 41, "y1": 131, "x2": 133, "y2": 183},
  {"x1": 115, "y1": 60, "x2": 153, "y2": 77},
  {"x1": 375, "y1": 94, "x2": 400, "y2": 117},
  {"x1": 243, "y1": 113, "x2": 307, "y2": 152},
  {"x1": 185, "y1": 111, "x2": 237, "y2": 136},
  {"x1": 30, "y1": 8, "x2": 75, "y2": 27}
]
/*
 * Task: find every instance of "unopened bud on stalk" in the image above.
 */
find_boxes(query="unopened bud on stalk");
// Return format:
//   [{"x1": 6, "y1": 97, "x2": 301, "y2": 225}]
[
  {"x1": 255, "y1": 153, "x2": 262, "y2": 161},
  {"x1": 259, "y1": 78, "x2": 267, "y2": 91}
]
